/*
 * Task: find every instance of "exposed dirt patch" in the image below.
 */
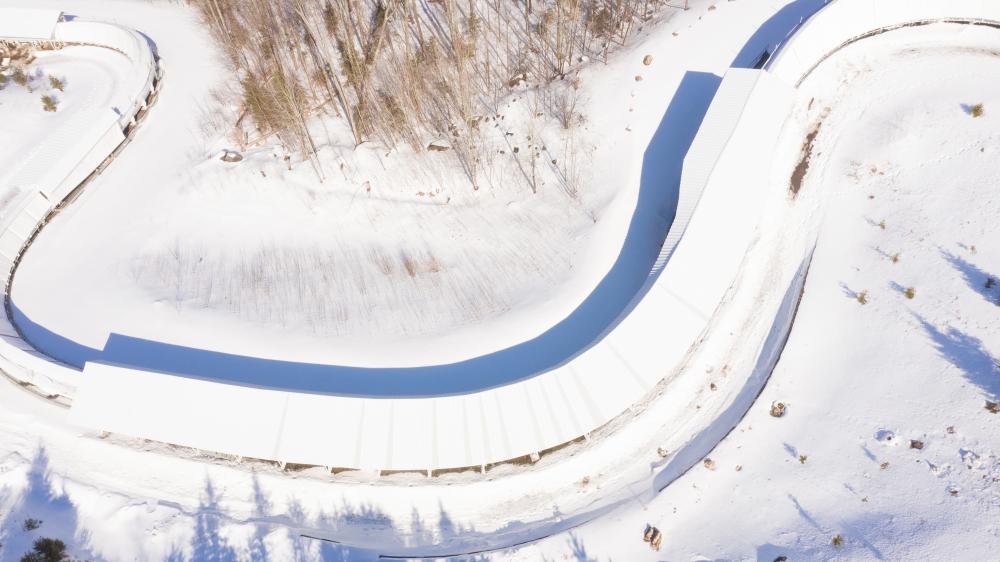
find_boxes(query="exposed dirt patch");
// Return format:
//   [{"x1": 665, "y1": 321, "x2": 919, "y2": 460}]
[{"x1": 790, "y1": 108, "x2": 830, "y2": 197}]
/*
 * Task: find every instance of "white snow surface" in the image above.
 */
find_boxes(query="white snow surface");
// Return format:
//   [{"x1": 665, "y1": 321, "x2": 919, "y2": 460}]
[
  {"x1": 8, "y1": 0, "x2": 677, "y2": 368},
  {"x1": 1, "y1": 1, "x2": 999, "y2": 561}
]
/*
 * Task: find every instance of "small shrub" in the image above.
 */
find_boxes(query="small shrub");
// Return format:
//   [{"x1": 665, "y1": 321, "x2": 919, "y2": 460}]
[
  {"x1": 20, "y1": 537, "x2": 66, "y2": 562},
  {"x1": 48, "y1": 75, "x2": 64, "y2": 91},
  {"x1": 798, "y1": 454, "x2": 808, "y2": 464},
  {"x1": 770, "y1": 401, "x2": 787, "y2": 417},
  {"x1": 857, "y1": 291, "x2": 868, "y2": 305},
  {"x1": 0, "y1": 73, "x2": 8, "y2": 86},
  {"x1": 12, "y1": 67, "x2": 28, "y2": 86},
  {"x1": 878, "y1": 220, "x2": 886, "y2": 230},
  {"x1": 22, "y1": 518, "x2": 42, "y2": 531},
  {"x1": 971, "y1": 103, "x2": 985, "y2": 118},
  {"x1": 41, "y1": 95, "x2": 57, "y2": 112},
  {"x1": 880, "y1": 461, "x2": 890, "y2": 470},
  {"x1": 904, "y1": 287, "x2": 915, "y2": 299},
  {"x1": 831, "y1": 534, "x2": 844, "y2": 547},
  {"x1": 891, "y1": 253, "x2": 900, "y2": 264}
]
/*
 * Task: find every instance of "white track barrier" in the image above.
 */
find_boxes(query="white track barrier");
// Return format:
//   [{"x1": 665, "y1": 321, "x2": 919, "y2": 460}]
[
  {"x1": 21, "y1": 0, "x2": 1000, "y2": 472},
  {"x1": 70, "y1": 69, "x2": 795, "y2": 471},
  {"x1": 767, "y1": 0, "x2": 1000, "y2": 85},
  {"x1": 0, "y1": 9, "x2": 159, "y2": 398}
]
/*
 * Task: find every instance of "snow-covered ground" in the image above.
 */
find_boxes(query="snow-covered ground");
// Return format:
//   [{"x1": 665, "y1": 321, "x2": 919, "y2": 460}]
[
  {"x1": 8, "y1": 0, "x2": 686, "y2": 369},
  {"x1": 2, "y1": 1, "x2": 1000, "y2": 562},
  {"x1": 507, "y1": 22, "x2": 1000, "y2": 562},
  {"x1": 0, "y1": 44, "x2": 130, "y2": 222}
]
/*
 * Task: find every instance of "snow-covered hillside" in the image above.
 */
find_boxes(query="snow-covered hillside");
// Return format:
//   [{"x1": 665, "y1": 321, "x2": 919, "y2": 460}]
[
  {"x1": 8, "y1": 0, "x2": 673, "y2": 368},
  {"x1": 2, "y1": 1, "x2": 999, "y2": 562},
  {"x1": 510, "y1": 22, "x2": 1000, "y2": 562}
]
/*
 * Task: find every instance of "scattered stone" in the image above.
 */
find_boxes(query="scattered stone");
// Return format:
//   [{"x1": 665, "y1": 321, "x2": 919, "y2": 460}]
[
  {"x1": 643, "y1": 54, "x2": 654, "y2": 65},
  {"x1": 709, "y1": 383, "x2": 717, "y2": 391},
  {"x1": 770, "y1": 401, "x2": 787, "y2": 417},
  {"x1": 986, "y1": 401, "x2": 999, "y2": 414},
  {"x1": 644, "y1": 525, "x2": 663, "y2": 550},
  {"x1": 773, "y1": 557, "x2": 788, "y2": 562},
  {"x1": 219, "y1": 149, "x2": 243, "y2": 163},
  {"x1": 880, "y1": 461, "x2": 890, "y2": 470},
  {"x1": 657, "y1": 447, "x2": 669, "y2": 458},
  {"x1": 427, "y1": 142, "x2": 450, "y2": 152},
  {"x1": 703, "y1": 458, "x2": 716, "y2": 470},
  {"x1": 946, "y1": 426, "x2": 956, "y2": 434},
  {"x1": 634, "y1": 75, "x2": 643, "y2": 82},
  {"x1": 735, "y1": 464, "x2": 742, "y2": 472},
  {"x1": 949, "y1": 488, "x2": 960, "y2": 497},
  {"x1": 910, "y1": 440, "x2": 924, "y2": 450}
]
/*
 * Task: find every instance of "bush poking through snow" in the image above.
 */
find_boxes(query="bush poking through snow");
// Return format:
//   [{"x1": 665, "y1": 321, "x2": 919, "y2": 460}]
[
  {"x1": 878, "y1": 219, "x2": 886, "y2": 230},
  {"x1": 986, "y1": 401, "x2": 999, "y2": 414},
  {"x1": 880, "y1": 461, "x2": 890, "y2": 470},
  {"x1": 971, "y1": 103, "x2": 985, "y2": 118},
  {"x1": 910, "y1": 439, "x2": 924, "y2": 450},
  {"x1": 831, "y1": 534, "x2": 845, "y2": 547},
  {"x1": 12, "y1": 67, "x2": 27, "y2": 86},
  {"x1": 20, "y1": 537, "x2": 67, "y2": 562},
  {"x1": 703, "y1": 458, "x2": 716, "y2": 470},
  {"x1": 891, "y1": 253, "x2": 900, "y2": 264},
  {"x1": 41, "y1": 95, "x2": 58, "y2": 112},
  {"x1": 22, "y1": 518, "x2": 42, "y2": 531},
  {"x1": 904, "y1": 287, "x2": 915, "y2": 299},
  {"x1": 770, "y1": 401, "x2": 787, "y2": 417},
  {"x1": 798, "y1": 454, "x2": 808, "y2": 464},
  {"x1": 856, "y1": 290, "x2": 868, "y2": 305},
  {"x1": 48, "y1": 75, "x2": 64, "y2": 91}
]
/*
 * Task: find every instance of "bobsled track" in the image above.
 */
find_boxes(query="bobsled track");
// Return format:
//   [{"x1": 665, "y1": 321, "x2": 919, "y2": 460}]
[{"x1": 2, "y1": 0, "x2": 1000, "y2": 556}]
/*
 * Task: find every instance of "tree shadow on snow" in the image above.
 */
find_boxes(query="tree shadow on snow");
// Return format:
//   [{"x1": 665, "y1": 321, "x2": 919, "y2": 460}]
[
  {"x1": 9, "y1": 71, "x2": 724, "y2": 398},
  {"x1": 941, "y1": 249, "x2": 1000, "y2": 306},
  {"x1": 915, "y1": 314, "x2": 999, "y2": 401},
  {"x1": 0, "y1": 446, "x2": 95, "y2": 562}
]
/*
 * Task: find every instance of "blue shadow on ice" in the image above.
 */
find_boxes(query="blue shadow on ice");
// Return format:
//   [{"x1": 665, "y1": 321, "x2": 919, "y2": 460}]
[
  {"x1": 731, "y1": 0, "x2": 830, "y2": 69},
  {"x1": 10, "y1": 72, "x2": 722, "y2": 398},
  {"x1": 11, "y1": 0, "x2": 835, "y2": 398}
]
